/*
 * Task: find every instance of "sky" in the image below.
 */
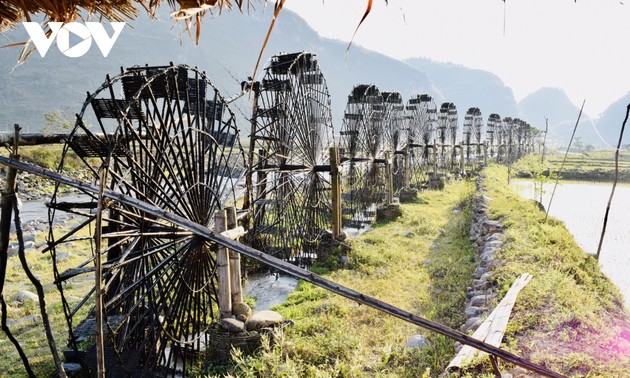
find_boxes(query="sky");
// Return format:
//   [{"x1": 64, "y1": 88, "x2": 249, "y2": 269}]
[{"x1": 283, "y1": 0, "x2": 630, "y2": 117}]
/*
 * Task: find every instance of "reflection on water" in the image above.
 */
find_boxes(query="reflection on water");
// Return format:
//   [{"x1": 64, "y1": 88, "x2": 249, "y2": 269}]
[{"x1": 513, "y1": 180, "x2": 630, "y2": 307}]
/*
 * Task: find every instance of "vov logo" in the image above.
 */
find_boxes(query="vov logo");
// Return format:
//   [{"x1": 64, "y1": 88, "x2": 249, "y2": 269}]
[{"x1": 22, "y1": 22, "x2": 126, "y2": 58}]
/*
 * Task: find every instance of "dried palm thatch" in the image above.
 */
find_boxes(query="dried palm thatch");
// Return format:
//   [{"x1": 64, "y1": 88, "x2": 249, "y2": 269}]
[{"x1": 0, "y1": 1, "x2": 252, "y2": 33}]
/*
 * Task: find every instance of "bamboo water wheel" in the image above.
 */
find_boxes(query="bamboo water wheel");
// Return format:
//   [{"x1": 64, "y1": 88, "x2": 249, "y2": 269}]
[
  {"x1": 486, "y1": 113, "x2": 502, "y2": 161},
  {"x1": 405, "y1": 94, "x2": 437, "y2": 187},
  {"x1": 463, "y1": 107, "x2": 483, "y2": 171},
  {"x1": 381, "y1": 91, "x2": 406, "y2": 193},
  {"x1": 339, "y1": 84, "x2": 385, "y2": 229},
  {"x1": 46, "y1": 64, "x2": 246, "y2": 376},
  {"x1": 436, "y1": 102, "x2": 458, "y2": 174},
  {"x1": 248, "y1": 51, "x2": 335, "y2": 266}
]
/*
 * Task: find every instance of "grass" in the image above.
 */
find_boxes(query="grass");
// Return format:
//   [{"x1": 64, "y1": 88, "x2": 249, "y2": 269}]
[
  {"x1": 475, "y1": 163, "x2": 630, "y2": 376},
  {"x1": 199, "y1": 179, "x2": 478, "y2": 377},
  {"x1": 0, "y1": 222, "x2": 95, "y2": 377},
  {"x1": 513, "y1": 149, "x2": 630, "y2": 182},
  {"x1": 1, "y1": 144, "x2": 92, "y2": 172}
]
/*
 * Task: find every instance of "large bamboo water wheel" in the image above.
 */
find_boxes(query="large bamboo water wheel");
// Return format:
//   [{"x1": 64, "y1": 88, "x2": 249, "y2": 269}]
[
  {"x1": 248, "y1": 51, "x2": 334, "y2": 266},
  {"x1": 45, "y1": 64, "x2": 246, "y2": 376},
  {"x1": 405, "y1": 94, "x2": 437, "y2": 187},
  {"x1": 381, "y1": 91, "x2": 406, "y2": 192},
  {"x1": 339, "y1": 84, "x2": 385, "y2": 229}
]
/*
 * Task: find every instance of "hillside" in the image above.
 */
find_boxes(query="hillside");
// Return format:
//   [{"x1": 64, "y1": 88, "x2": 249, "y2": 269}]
[
  {"x1": 405, "y1": 57, "x2": 519, "y2": 124},
  {"x1": 2, "y1": 8, "x2": 629, "y2": 146},
  {"x1": 0, "y1": 8, "x2": 433, "y2": 135},
  {"x1": 517, "y1": 87, "x2": 605, "y2": 148}
]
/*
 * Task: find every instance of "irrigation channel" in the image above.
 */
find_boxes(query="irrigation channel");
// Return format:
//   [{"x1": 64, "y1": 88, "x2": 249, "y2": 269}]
[
  {"x1": 513, "y1": 180, "x2": 630, "y2": 307},
  {"x1": 0, "y1": 52, "x2": 558, "y2": 377}
]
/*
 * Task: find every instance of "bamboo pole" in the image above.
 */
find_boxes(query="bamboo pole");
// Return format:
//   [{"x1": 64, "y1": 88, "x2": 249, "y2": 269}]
[
  {"x1": 545, "y1": 100, "x2": 585, "y2": 221},
  {"x1": 0, "y1": 125, "x2": 37, "y2": 377},
  {"x1": 596, "y1": 103, "x2": 629, "y2": 260},
  {"x1": 384, "y1": 151, "x2": 393, "y2": 205},
  {"x1": 0, "y1": 157, "x2": 566, "y2": 378},
  {"x1": 243, "y1": 82, "x2": 260, "y2": 212},
  {"x1": 94, "y1": 166, "x2": 108, "y2": 378},
  {"x1": 215, "y1": 209, "x2": 232, "y2": 318},
  {"x1": 403, "y1": 146, "x2": 410, "y2": 188},
  {"x1": 330, "y1": 147, "x2": 342, "y2": 238},
  {"x1": 226, "y1": 206, "x2": 243, "y2": 305},
  {"x1": 459, "y1": 144, "x2": 465, "y2": 175}
]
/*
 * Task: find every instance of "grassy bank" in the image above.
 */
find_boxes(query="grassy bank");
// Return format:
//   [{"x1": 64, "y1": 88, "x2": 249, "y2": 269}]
[
  {"x1": 514, "y1": 150, "x2": 630, "y2": 182},
  {"x1": 201, "y1": 179, "x2": 478, "y2": 377},
  {"x1": 476, "y1": 164, "x2": 630, "y2": 376}
]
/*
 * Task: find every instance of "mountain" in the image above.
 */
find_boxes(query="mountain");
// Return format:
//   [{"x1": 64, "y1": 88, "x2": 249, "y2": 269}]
[
  {"x1": 0, "y1": 8, "x2": 434, "y2": 135},
  {"x1": 590, "y1": 92, "x2": 630, "y2": 147},
  {"x1": 517, "y1": 87, "x2": 607, "y2": 148},
  {"x1": 405, "y1": 57, "x2": 519, "y2": 124}
]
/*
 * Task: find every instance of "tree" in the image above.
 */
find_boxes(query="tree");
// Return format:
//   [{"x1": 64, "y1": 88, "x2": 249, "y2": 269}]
[{"x1": 42, "y1": 107, "x2": 74, "y2": 136}]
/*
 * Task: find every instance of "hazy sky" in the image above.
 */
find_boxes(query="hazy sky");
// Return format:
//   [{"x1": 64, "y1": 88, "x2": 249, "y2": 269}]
[{"x1": 283, "y1": 0, "x2": 630, "y2": 117}]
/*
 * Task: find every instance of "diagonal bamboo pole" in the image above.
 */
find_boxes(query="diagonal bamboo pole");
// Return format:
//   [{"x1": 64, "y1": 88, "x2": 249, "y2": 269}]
[
  {"x1": 0, "y1": 156, "x2": 566, "y2": 378},
  {"x1": 545, "y1": 99, "x2": 585, "y2": 221},
  {"x1": 595, "y1": 103, "x2": 630, "y2": 260}
]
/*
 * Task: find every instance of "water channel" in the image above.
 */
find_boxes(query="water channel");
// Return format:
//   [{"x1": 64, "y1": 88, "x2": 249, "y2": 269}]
[{"x1": 512, "y1": 180, "x2": 630, "y2": 307}]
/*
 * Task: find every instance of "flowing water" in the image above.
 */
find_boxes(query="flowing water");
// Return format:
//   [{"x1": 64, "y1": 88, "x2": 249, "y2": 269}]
[{"x1": 512, "y1": 180, "x2": 630, "y2": 307}]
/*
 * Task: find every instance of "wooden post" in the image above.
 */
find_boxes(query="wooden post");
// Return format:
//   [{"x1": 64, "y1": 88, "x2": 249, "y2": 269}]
[
  {"x1": 459, "y1": 144, "x2": 465, "y2": 175},
  {"x1": 214, "y1": 209, "x2": 232, "y2": 318},
  {"x1": 94, "y1": 166, "x2": 108, "y2": 378},
  {"x1": 330, "y1": 147, "x2": 342, "y2": 238},
  {"x1": 243, "y1": 82, "x2": 260, "y2": 212},
  {"x1": 385, "y1": 151, "x2": 393, "y2": 205},
  {"x1": 226, "y1": 206, "x2": 243, "y2": 305},
  {"x1": 483, "y1": 142, "x2": 488, "y2": 166},
  {"x1": 403, "y1": 146, "x2": 410, "y2": 189},
  {"x1": 0, "y1": 125, "x2": 19, "y2": 296},
  {"x1": 433, "y1": 139, "x2": 438, "y2": 174}
]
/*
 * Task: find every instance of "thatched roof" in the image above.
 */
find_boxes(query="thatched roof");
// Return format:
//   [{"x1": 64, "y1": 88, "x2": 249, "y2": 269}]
[{"x1": 0, "y1": 1, "x2": 253, "y2": 32}]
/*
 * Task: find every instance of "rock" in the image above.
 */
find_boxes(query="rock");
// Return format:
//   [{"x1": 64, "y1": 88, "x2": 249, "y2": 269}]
[
  {"x1": 339, "y1": 255, "x2": 348, "y2": 266},
  {"x1": 464, "y1": 306, "x2": 483, "y2": 319},
  {"x1": 22, "y1": 234, "x2": 36, "y2": 243},
  {"x1": 232, "y1": 302, "x2": 253, "y2": 319},
  {"x1": 405, "y1": 334, "x2": 429, "y2": 350},
  {"x1": 462, "y1": 317, "x2": 483, "y2": 333},
  {"x1": 16, "y1": 290, "x2": 38, "y2": 303},
  {"x1": 400, "y1": 230, "x2": 415, "y2": 238},
  {"x1": 245, "y1": 310, "x2": 283, "y2": 331},
  {"x1": 63, "y1": 363, "x2": 82, "y2": 373},
  {"x1": 469, "y1": 294, "x2": 492, "y2": 308},
  {"x1": 336, "y1": 232, "x2": 347, "y2": 242},
  {"x1": 375, "y1": 268, "x2": 388, "y2": 277},
  {"x1": 220, "y1": 318, "x2": 246, "y2": 333},
  {"x1": 55, "y1": 252, "x2": 71, "y2": 263},
  {"x1": 376, "y1": 204, "x2": 402, "y2": 220},
  {"x1": 236, "y1": 314, "x2": 248, "y2": 322}
]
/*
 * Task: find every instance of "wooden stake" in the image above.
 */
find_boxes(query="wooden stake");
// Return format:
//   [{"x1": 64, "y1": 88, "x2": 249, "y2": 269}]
[
  {"x1": 94, "y1": 166, "x2": 108, "y2": 378},
  {"x1": 596, "y1": 103, "x2": 629, "y2": 260},
  {"x1": 215, "y1": 209, "x2": 232, "y2": 318},
  {"x1": 459, "y1": 144, "x2": 465, "y2": 175},
  {"x1": 243, "y1": 83, "x2": 260, "y2": 212},
  {"x1": 226, "y1": 206, "x2": 243, "y2": 305},
  {"x1": 403, "y1": 146, "x2": 411, "y2": 189},
  {"x1": 546, "y1": 100, "x2": 585, "y2": 221},
  {"x1": 384, "y1": 151, "x2": 393, "y2": 205},
  {"x1": 330, "y1": 147, "x2": 342, "y2": 238}
]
